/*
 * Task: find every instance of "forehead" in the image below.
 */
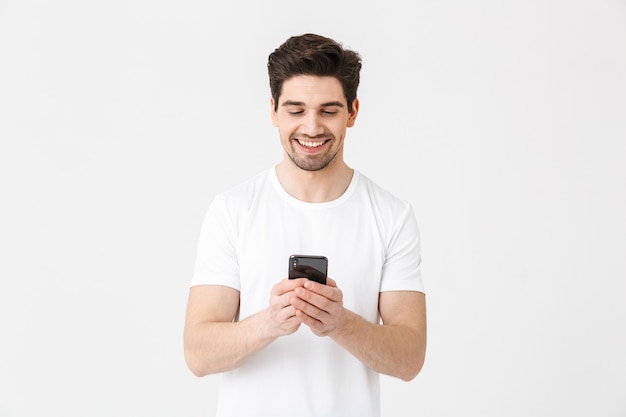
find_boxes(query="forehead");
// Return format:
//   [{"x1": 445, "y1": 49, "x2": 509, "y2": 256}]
[{"x1": 279, "y1": 75, "x2": 346, "y2": 106}]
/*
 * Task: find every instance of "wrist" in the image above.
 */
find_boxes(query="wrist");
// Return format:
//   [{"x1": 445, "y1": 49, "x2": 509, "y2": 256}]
[{"x1": 330, "y1": 308, "x2": 358, "y2": 340}]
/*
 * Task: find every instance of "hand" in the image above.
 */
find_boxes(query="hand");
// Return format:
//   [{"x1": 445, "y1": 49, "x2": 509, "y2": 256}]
[
  {"x1": 290, "y1": 278, "x2": 346, "y2": 337},
  {"x1": 266, "y1": 278, "x2": 308, "y2": 337}
]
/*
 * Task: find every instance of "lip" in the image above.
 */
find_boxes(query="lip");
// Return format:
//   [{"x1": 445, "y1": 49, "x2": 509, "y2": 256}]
[{"x1": 293, "y1": 138, "x2": 331, "y2": 153}]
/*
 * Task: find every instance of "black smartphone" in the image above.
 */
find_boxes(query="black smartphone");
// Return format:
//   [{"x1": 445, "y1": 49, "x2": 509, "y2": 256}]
[{"x1": 288, "y1": 255, "x2": 328, "y2": 285}]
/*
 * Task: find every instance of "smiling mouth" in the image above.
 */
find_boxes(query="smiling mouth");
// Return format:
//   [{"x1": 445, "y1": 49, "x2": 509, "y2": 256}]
[{"x1": 296, "y1": 138, "x2": 329, "y2": 148}]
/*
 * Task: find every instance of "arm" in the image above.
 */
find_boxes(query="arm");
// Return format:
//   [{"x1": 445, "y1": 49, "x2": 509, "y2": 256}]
[
  {"x1": 183, "y1": 279, "x2": 308, "y2": 377},
  {"x1": 291, "y1": 279, "x2": 426, "y2": 381}
]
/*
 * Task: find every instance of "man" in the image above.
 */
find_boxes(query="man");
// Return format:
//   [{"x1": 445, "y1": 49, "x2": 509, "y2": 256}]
[{"x1": 184, "y1": 33, "x2": 426, "y2": 417}]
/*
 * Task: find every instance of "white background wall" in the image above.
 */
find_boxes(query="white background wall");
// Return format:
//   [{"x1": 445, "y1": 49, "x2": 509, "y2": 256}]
[{"x1": 1, "y1": 1, "x2": 625, "y2": 416}]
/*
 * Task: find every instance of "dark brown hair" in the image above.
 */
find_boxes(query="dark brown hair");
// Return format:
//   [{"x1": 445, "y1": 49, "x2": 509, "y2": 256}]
[{"x1": 267, "y1": 33, "x2": 362, "y2": 112}]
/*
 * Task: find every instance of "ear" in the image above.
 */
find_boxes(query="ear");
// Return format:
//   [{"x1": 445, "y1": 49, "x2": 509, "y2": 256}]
[
  {"x1": 270, "y1": 98, "x2": 279, "y2": 127},
  {"x1": 346, "y1": 98, "x2": 359, "y2": 128}
]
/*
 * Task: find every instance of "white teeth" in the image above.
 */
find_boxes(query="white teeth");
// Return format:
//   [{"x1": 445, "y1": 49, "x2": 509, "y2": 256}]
[{"x1": 297, "y1": 139, "x2": 325, "y2": 148}]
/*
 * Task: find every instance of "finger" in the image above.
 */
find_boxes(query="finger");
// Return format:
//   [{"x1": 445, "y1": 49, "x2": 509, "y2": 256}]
[
  {"x1": 280, "y1": 304, "x2": 298, "y2": 320},
  {"x1": 295, "y1": 308, "x2": 323, "y2": 326},
  {"x1": 293, "y1": 296, "x2": 326, "y2": 318},
  {"x1": 292, "y1": 288, "x2": 331, "y2": 318},
  {"x1": 272, "y1": 278, "x2": 308, "y2": 295},
  {"x1": 273, "y1": 291, "x2": 300, "y2": 311},
  {"x1": 303, "y1": 279, "x2": 340, "y2": 302}
]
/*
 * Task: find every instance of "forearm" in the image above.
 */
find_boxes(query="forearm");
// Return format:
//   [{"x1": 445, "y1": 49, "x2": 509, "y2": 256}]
[
  {"x1": 331, "y1": 309, "x2": 426, "y2": 381},
  {"x1": 185, "y1": 279, "x2": 309, "y2": 377},
  {"x1": 184, "y1": 309, "x2": 276, "y2": 376}
]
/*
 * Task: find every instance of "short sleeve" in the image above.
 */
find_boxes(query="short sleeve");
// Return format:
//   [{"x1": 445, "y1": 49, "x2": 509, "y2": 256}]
[
  {"x1": 379, "y1": 204, "x2": 425, "y2": 293},
  {"x1": 190, "y1": 194, "x2": 241, "y2": 290}
]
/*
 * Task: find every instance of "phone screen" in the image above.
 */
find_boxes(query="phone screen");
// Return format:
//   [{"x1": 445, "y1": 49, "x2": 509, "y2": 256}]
[{"x1": 288, "y1": 255, "x2": 328, "y2": 285}]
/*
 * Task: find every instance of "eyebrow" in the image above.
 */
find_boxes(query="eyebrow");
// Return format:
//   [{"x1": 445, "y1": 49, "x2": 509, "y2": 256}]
[{"x1": 281, "y1": 100, "x2": 345, "y2": 108}]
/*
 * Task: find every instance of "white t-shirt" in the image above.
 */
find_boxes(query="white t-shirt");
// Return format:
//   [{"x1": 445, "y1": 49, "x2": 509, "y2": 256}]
[{"x1": 191, "y1": 167, "x2": 424, "y2": 417}]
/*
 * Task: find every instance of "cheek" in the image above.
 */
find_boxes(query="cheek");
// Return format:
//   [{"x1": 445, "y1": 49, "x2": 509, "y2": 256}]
[
  {"x1": 329, "y1": 121, "x2": 349, "y2": 136},
  {"x1": 278, "y1": 127, "x2": 293, "y2": 144},
  {"x1": 277, "y1": 121, "x2": 297, "y2": 136}
]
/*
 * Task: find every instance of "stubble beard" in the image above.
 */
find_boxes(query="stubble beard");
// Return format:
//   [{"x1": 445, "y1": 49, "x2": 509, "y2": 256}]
[{"x1": 287, "y1": 134, "x2": 339, "y2": 172}]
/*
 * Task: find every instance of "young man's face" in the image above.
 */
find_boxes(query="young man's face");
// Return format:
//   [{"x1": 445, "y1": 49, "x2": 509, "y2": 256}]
[{"x1": 271, "y1": 75, "x2": 358, "y2": 172}]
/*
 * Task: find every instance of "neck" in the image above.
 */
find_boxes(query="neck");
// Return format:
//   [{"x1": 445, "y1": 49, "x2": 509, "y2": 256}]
[{"x1": 275, "y1": 159, "x2": 354, "y2": 203}]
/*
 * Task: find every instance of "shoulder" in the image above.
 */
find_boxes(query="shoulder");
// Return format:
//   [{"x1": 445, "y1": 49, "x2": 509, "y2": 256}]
[
  {"x1": 211, "y1": 169, "x2": 273, "y2": 210},
  {"x1": 355, "y1": 171, "x2": 413, "y2": 218}
]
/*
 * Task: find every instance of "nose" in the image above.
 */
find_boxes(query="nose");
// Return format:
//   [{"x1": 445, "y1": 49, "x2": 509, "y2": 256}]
[{"x1": 300, "y1": 113, "x2": 325, "y2": 137}]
